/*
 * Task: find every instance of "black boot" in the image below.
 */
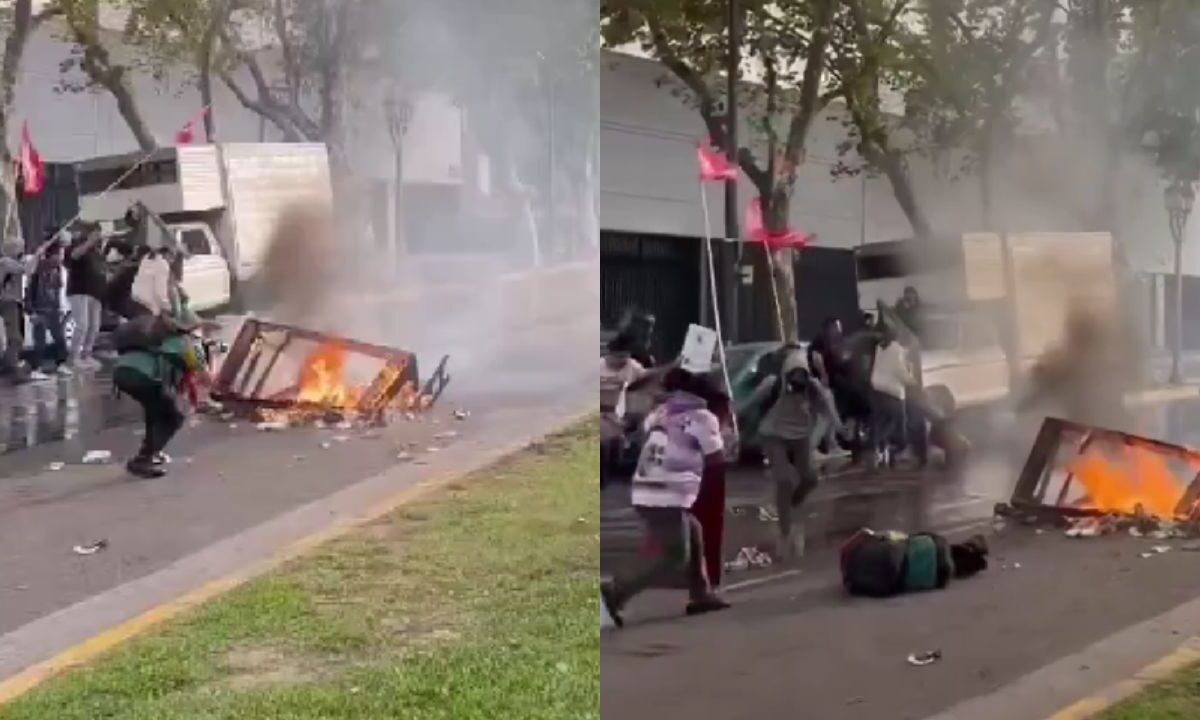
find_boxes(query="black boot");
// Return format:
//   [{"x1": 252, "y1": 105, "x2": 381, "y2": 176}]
[{"x1": 126, "y1": 456, "x2": 166, "y2": 479}]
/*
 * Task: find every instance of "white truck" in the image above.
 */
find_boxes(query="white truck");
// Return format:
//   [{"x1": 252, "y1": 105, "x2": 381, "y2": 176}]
[{"x1": 75, "y1": 143, "x2": 333, "y2": 313}]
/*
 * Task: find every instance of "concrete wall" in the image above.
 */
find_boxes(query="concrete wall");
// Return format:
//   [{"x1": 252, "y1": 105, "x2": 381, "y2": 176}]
[{"x1": 599, "y1": 50, "x2": 1200, "y2": 279}]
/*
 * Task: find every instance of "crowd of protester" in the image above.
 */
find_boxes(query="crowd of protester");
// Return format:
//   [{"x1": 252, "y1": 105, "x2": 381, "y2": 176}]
[{"x1": 599, "y1": 290, "x2": 938, "y2": 626}]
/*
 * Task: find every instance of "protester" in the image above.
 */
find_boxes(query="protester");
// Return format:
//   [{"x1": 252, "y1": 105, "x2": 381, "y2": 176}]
[
  {"x1": 130, "y1": 247, "x2": 174, "y2": 317},
  {"x1": 808, "y1": 317, "x2": 865, "y2": 444},
  {"x1": 25, "y1": 241, "x2": 72, "y2": 379},
  {"x1": 756, "y1": 347, "x2": 822, "y2": 560},
  {"x1": 894, "y1": 285, "x2": 924, "y2": 343},
  {"x1": 870, "y1": 327, "x2": 913, "y2": 469},
  {"x1": 112, "y1": 314, "x2": 209, "y2": 479},
  {"x1": 600, "y1": 333, "x2": 648, "y2": 486},
  {"x1": 66, "y1": 223, "x2": 108, "y2": 369},
  {"x1": 601, "y1": 367, "x2": 730, "y2": 627},
  {"x1": 0, "y1": 238, "x2": 51, "y2": 384},
  {"x1": 689, "y1": 370, "x2": 733, "y2": 587}
]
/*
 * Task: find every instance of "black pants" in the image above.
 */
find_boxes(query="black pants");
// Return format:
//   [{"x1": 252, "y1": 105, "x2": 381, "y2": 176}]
[
  {"x1": 113, "y1": 366, "x2": 184, "y2": 460},
  {"x1": 30, "y1": 310, "x2": 66, "y2": 369}
]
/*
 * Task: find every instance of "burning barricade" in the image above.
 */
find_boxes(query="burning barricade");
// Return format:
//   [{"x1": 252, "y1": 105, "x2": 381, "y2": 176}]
[
  {"x1": 210, "y1": 318, "x2": 450, "y2": 428},
  {"x1": 997, "y1": 417, "x2": 1200, "y2": 539}
]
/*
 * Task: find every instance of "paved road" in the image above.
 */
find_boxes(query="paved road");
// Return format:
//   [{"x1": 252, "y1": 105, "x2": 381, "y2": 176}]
[
  {"x1": 0, "y1": 265, "x2": 596, "y2": 665},
  {"x1": 601, "y1": 394, "x2": 1200, "y2": 720},
  {"x1": 602, "y1": 527, "x2": 1200, "y2": 720}
]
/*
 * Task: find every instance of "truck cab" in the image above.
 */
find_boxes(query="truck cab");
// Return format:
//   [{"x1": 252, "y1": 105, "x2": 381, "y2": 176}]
[{"x1": 172, "y1": 222, "x2": 231, "y2": 313}]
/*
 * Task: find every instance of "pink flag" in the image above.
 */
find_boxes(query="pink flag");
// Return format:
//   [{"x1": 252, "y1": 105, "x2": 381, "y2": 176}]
[
  {"x1": 697, "y1": 141, "x2": 737, "y2": 182},
  {"x1": 175, "y1": 106, "x2": 211, "y2": 145},
  {"x1": 18, "y1": 123, "x2": 44, "y2": 196},
  {"x1": 745, "y1": 197, "x2": 814, "y2": 249}
]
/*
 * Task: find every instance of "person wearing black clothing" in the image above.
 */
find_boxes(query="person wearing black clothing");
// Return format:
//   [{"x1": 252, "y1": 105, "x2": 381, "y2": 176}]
[
  {"x1": 67, "y1": 223, "x2": 108, "y2": 369},
  {"x1": 26, "y1": 242, "x2": 71, "y2": 378}
]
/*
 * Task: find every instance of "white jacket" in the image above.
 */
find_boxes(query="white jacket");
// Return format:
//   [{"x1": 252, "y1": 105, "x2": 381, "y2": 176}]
[
  {"x1": 131, "y1": 255, "x2": 172, "y2": 316},
  {"x1": 871, "y1": 341, "x2": 912, "y2": 400}
]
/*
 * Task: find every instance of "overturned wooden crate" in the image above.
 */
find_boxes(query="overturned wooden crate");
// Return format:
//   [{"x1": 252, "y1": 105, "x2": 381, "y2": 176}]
[{"x1": 211, "y1": 318, "x2": 450, "y2": 423}]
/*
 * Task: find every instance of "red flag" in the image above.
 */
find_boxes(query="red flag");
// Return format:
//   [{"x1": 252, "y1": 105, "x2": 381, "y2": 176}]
[
  {"x1": 697, "y1": 140, "x2": 737, "y2": 182},
  {"x1": 175, "y1": 106, "x2": 211, "y2": 145},
  {"x1": 744, "y1": 197, "x2": 814, "y2": 249},
  {"x1": 18, "y1": 123, "x2": 44, "y2": 196}
]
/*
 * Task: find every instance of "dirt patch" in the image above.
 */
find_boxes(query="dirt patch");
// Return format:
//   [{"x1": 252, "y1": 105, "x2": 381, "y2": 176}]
[{"x1": 220, "y1": 645, "x2": 331, "y2": 691}]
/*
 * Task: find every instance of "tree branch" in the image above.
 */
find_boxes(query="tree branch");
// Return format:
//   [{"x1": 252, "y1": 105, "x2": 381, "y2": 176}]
[{"x1": 782, "y1": 0, "x2": 837, "y2": 182}]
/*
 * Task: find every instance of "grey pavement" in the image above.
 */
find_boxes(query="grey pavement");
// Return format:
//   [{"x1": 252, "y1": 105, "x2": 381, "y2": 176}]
[
  {"x1": 601, "y1": 527, "x2": 1200, "y2": 720},
  {"x1": 0, "y1": 263, "x2": 596, "y2": 681},
  {"x1": 601, "y1": 395, "x2": 1200, "y2": 720}
]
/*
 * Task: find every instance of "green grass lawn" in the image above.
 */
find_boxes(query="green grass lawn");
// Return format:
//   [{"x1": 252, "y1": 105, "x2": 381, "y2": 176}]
[
  {"x1": 0, "y1": 422, "x2": 600, "y2": 720},
  {"x1": 1101, "y1": 663, "x2": 1200, "y2": 720}
]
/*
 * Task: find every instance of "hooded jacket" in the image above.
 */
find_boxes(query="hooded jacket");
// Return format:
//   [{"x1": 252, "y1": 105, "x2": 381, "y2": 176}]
[{"x1": 632, "y1": 390, "x2": 724, "y2": 508}]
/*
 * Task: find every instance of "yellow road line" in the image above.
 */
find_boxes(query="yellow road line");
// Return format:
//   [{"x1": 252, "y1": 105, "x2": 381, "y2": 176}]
[
  {"x1": 0, "y1": 411, "x2": 591, "y2": 706},
  {"x1": 1044, "y1": 637, "x2": 1200, "y2": 720}
]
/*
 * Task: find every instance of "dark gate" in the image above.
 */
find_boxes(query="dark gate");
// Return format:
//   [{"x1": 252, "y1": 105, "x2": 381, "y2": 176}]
[{"x1": 601, "y1": 231, "x2": 701, "y2": 361}]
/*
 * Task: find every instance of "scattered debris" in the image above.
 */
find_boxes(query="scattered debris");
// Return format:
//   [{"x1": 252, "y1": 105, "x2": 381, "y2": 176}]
[
  {"x1": 758, "y1": 507, "x2": 779, "y2": 523},
  {"x1": 332, "y1": 435, "x2": 351, "y2": 443},
  {"x1": 47, "y1": 462, "x2": 64, "y2": 472},
  {"x1": 72, "y1": 540, "x2": 108, "y2": 556},
  {"x1": 427, "y1": 447, "x2": 441, "y2": 453},
  {"x1": 907, "y1": 650, "x2": 942, "y2": 667},
  {"x1": 255, "y1": 421, "x2": 289, "y2": 432},
  {"x1": 81, "y1": 450, "x2": 112, "y2": 465},
  {"x1": 453, "y1": 409, "x2": 470, "y2": 421},
  {"x1": 396, "y1": 452, "x2": 414, "y2": 462},
  {"x1": 320, "y1": 442, "x2": 332, "y2": 450},
  {"x1": 434, "y1": 430, "x2": 459, "y2": 441},
  {"x1": 228, "y1": 424, "x2": 239, "y2": 430},
  {"x1": 723, "y1": 546, "x2": 774, "y2": 573},
  {"x1": 1154, "y1": 545, "x2": 1172, "y2": 554},
  {"x1": 1181, "y1": 541, "x2": 1200, "y2": 552},
  {"x1": 335, "y1": 421, "x2": 353, "y2": 431}
]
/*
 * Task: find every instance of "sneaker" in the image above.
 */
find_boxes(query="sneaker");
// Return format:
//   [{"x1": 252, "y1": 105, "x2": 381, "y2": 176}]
[
  {"x1": 152, "y1": 452, "x2": 172, "y2": 466},
  {"x1": 685, "y1": 595, "x2": 731, "y2": 617},
  {"x1": 55, "y1": 366, "x2": 73, "y2": 377},
  {"x1": 126, "y1": 457, "x2": 166, "y2": 479},
  {"x1": 600, "y1": 581, "x2": 625, "y2": 628},
  {"x1": 28, "y1": 370, "x2": 50, "y2": 381}
]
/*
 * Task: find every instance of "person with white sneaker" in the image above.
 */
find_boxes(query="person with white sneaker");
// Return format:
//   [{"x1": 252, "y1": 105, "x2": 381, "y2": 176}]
[
  {"x1": 66, "y1": 223, "x2": 107, "y2": 370},
  {"x1": 25, "y1": 241, "x2": 72, "y2": 380}
]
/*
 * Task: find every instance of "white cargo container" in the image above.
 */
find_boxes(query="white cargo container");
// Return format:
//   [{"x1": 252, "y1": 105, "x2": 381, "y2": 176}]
[{"x1": 75, "y1": 143, "x2": 333, "y2": 310}]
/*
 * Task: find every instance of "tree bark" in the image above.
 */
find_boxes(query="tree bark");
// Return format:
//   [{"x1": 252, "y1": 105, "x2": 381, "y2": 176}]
[
  {"x1": 764, "y1": 192, "x2": 799, "y2": 342},
  {"x1": 872, "y1": 145, "x2": 933, "y2": 241},
  {"x1": 68, "y1": 17, "x2": 158, "y2": 151}
]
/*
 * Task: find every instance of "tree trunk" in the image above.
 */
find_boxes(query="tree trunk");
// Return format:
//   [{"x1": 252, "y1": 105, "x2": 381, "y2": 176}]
[
  {"x1": 71, "y1": 24, "x2": 158, "y2": 151},
  {"x1": 765, "y1": 190, "x2": 799, "y2": 342},
  {"x1": 875, "y1": 147, "x2": 933, "y2": 241}
]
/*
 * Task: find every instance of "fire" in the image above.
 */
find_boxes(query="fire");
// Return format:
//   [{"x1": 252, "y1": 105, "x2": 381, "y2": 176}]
[
  {"x1": 296, "y1": 342, "x2": 362, "y2": 409},
  {"x1": 1067, "y1": 439, "x2": 1200, "y2": 519}
]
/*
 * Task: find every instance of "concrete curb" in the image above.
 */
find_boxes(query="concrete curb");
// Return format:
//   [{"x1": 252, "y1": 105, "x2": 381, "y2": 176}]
[
  {"x1": 1043, "y1": 637, "x2": 1200, "y2": 720},
  {"x1": 0, "y1": 404, "x2": 594, "y2": 706}
]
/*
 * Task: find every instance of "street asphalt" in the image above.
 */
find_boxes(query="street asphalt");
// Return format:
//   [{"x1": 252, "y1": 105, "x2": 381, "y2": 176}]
[
  {"x1": 0, "y1": 264, "x2": 597, "y2": 678},
  {"x1": 601, "y1": 527, "x2": 1200, "y2": 720}
]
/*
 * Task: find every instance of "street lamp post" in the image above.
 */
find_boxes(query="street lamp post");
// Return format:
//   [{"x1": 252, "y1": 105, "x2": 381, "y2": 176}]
[{"x1": 1165, "y1": 179, "x2": 1195, "y2": 385}]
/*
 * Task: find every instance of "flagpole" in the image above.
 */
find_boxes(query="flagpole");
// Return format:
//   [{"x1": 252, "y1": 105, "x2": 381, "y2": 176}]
[{"x1": 699, "y1": 178, "x2": 739, "y2": 442}]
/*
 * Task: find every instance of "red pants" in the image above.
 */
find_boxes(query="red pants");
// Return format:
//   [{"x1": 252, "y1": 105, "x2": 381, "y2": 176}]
[{"x1": 692, "y1": 462, "x2": 726, "y2": 587}]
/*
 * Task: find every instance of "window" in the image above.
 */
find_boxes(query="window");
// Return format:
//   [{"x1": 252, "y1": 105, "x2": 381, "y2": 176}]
[{"x1": 180, "y1": 229, "x2": 212, "y2": 256}]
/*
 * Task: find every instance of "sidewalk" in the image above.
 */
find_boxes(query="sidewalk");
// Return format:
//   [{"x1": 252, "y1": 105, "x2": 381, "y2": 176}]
[{"x1": 601, "y1": 526, "x2": 1200, "y2": 720}]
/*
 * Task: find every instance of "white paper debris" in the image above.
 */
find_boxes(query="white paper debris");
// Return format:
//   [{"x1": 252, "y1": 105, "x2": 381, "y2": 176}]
[
  {"x1": 72, "y1": 540, "x2": 108, "y2": 555},
  {"x1": 81, "y1": 450, "x2": 112, "y2": 465},
  {"x1": 47, "y1": 462, "x2": 65, "y2": 471},
  {"x1": 256, "y1": 421, "x2": 288, "y2": 432}
]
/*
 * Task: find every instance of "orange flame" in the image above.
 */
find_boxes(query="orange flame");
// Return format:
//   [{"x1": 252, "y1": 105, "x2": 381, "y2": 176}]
[
  {"x1": 1068, "y1": 439, "x2": 1200, "y2": 518},
  {"x1": 296, "y1": 342, "x2": 361, "y2": 409}
]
